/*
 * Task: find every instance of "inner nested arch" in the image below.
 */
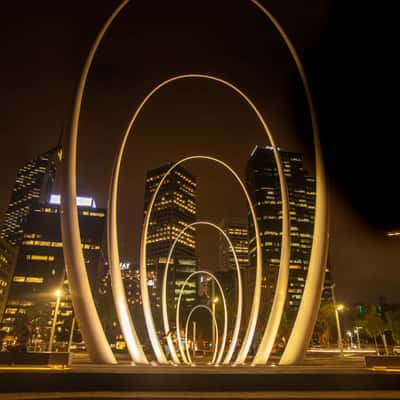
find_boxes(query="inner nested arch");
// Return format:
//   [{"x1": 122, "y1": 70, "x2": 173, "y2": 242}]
[
  {"x1": 184, "y1": 305, "x2": 219, "y2": 365},
  {"x1": 175, "y1": 270, "x2": 227, "y2": 365},
  {"x1": 161, "y1": 220, "x2": 243, "y2": 365},
  {"x1": 138, "y1": 155, "x2": 262, "y2": 365},
  {"x1": 108, "y1": 74, "x2": 291, "y2": 365}
]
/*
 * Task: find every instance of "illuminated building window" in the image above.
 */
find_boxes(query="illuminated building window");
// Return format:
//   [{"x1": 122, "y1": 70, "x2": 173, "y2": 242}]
[{"x1": 26, "y1": 254, "x2": 55, "y2": 261}]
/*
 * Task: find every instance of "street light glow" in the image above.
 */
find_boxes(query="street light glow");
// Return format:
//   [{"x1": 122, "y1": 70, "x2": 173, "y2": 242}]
[
  {"x1": 55, "y1": 289, "x2": 62, "y2": 298},
  {"x1": 337, "y1": 304, "x2": 344, "y2": 311}
]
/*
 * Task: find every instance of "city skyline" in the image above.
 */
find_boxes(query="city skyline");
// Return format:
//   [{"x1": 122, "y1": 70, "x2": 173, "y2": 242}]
[
  {"x1": 0, "y1": 0, "x2": 399, "y2": 308},
  {"x1": 0, "y1": 145, "x2": 326, "y2": 351},
  {"x1": 1, "y1": 4, "x2": 400, "y2": 397},
  {"x1": 1, "y1": 140, "x2": 398, "y2": 305}
]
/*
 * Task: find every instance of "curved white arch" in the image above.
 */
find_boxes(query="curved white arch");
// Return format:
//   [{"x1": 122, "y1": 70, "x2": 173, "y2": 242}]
[
  {"x1": 176, "y1": 270, "x2": 227, "y2": 365},
  {"x1": 61, "y1": 0, "x2": 327, "y2": 366},
  {"x1": 111, "y1": 76, "x2": 290, "y2": 365},
  {"x1": 137, "y1": 154, "x2": 264, "y2": 364},
  {"x1": 59, "y1": 0, "x2": 132, "y2": 364},
  {"x1": 248, "y1": 0, "x2": 329, "y2": 365},
  {"x1": 184, "y1": 305, "x2": 219, "y2": 365},
  {"x1": 161, "y1": 220, "x2": 242, "y2": 365}
]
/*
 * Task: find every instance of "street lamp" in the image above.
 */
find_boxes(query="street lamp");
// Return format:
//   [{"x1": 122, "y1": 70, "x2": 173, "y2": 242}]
[
  {"x1": 212, "y1": 297, "x2": 219, "y2": 353},
  {"x1": 68, "y1": 317, "x2": 76, "y2": 353},
  {"x1": 334, "y1": 304, "x2": 344, "y2": 356},
  {"x1": 354, "y1": 326, "x2": 362, "y2": 349},
  {"x1": 328, "y1": 283, "x2": 344, "y2": 357},
  {"x1": 347, "y1": 330, "x2": 354, "y2": 349},
  {"x1": 48, "y1": 289, "x2": 62, "y2": 353},
  {"x1": 192, "y1": 321, "x2": 196, "y2": 359}
]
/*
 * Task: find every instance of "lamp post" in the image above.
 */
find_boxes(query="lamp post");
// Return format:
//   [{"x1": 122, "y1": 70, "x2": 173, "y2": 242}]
[
  {"x1": 48, "y1": 289, "x2": 62, "y2": 353},
  {"x1": 347, "y1": 330, "x2": 354, "y2": 349},
  {"x1": 334, "y1": 304, "x2": 344, "y2": 356},
  {"x1": 68, "y1": 317, "x2": 76, "y2": 353},
  {"x1": 328, "y1": 284, "x2": 344, "y2": 357},
  {"x1": 192, "y1": 321, "x2": 196, "y2": 359},
  {"x1": 354, "y1": 326, "x2": 362, "y2": 349},
  {"x1": 212, "y1": 296, "x2": 219, "y2": 353}
]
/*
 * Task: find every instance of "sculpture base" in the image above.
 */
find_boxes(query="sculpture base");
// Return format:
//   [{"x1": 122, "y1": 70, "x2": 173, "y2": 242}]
[{"x1": 0, "y1": 364, "x2": 399, "y2": 395}]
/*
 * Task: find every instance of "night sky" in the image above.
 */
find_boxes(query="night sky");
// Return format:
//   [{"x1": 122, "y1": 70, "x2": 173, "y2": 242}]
[{"x1": 1, "y1": 1, "x2": 399, "y2": 304}]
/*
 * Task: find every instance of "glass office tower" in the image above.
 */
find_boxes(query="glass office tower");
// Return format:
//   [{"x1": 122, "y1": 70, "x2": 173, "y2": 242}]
[
  {"x1": 144, "y1": 163, "x2": 197, "y2": 321},
  {"x1": 1, "y1": 147, "x2": 60, "y2": 246},
  {"x1": 246, "y1": 145, "x2": 317, "y2": 320}
]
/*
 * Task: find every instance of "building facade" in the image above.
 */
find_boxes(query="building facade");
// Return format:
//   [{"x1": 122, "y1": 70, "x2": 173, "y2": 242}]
[
  {"x1": 98, "y1": 261, "x2": 158, "y2": 349},
  {"x1": 1, "y1": 147, "x2": 60, "y2": 246},
  {"x1": 144, "y1": 164, "x2": 197, "y2": 321},
  {"x1": 217, "y1": 218, "x2": 249, "y2": 330},
  {"x1": 0, "y1": 239, "x2": 17, "y2": 321},
  {"x1": 218, "y1": 217, "x2": 249, "y2": 272},
  {"x1": 245, "y1": 146, "x2": 317, "y2": 321},
  {"x1": 0, "y1": 195, "x2": 105, "y2": 350}
]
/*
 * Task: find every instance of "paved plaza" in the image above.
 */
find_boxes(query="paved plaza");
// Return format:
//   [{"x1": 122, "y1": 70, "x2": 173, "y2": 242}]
[{"x1": 0, "y1": 353, "x2": 399, "y2": 399}]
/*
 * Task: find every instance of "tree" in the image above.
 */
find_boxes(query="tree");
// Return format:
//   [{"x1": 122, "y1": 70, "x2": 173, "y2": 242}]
[
  {"x1": 28, "y1": 304, "x2": 52, "y2": 350},
  {"x1": 314, "y1": 301, "x2": 336, "y2": 346},
  {"x1": 13, "y1": 312, "x2": 31, "y2": 351},
  {"x1": 361, "y1": 310, "x2": 388, "y2": 355},
  {"x1": 385, "y1": 310, "x2": 400, "y2": 345},
  {"x1": 10, "y1": 304, "x2": 53, "y2": 352}
]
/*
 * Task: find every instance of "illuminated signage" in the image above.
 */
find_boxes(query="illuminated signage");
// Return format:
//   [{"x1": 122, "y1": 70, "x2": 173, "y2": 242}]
[
  {"x1": 120, "y1": 262, "x2": 131, "y2": 271},
  {"x1": 49, "y1": 194, "x2": 96, "y2": 208}
]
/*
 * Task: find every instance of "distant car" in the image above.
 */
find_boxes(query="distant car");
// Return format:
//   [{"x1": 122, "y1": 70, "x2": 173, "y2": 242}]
[
  {"x1": 393, "y1": 345, "x2": 400, "y2": 355},
  {"x1": 70, "y1": 343, "x2": 86, "y2": 352}
]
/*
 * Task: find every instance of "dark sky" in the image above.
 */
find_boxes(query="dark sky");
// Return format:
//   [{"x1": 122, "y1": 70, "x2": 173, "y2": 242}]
[{"x1": 1, "y1": 1, "x2": 399, "y2": 304}]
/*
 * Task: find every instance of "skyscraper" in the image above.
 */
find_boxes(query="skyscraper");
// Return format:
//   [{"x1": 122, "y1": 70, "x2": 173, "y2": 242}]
[
  {"x1": 144, "y1": 163, "x2": 197, "y2": 318},
  {"x1": 1, "y1": 147, "x2": 60, "y2": 246},
  {"x1": 218, "y1": 217, "x2": 249, "y2": 272},
  {"x1": 98, "y1": 260, "x2": 156, "y2": 349},
  {"x1": 245, "y1": 145, "x2": 318, "y2": 318},
  {"x1": 0, "y1": 238, "x2": 17, "y2": 320},
  {"x1": 0, "y1": 195, "x2": 105, "y2": 349},
  {"x1": 217, "y1": 218, "x2": 249, "y2": 328}
]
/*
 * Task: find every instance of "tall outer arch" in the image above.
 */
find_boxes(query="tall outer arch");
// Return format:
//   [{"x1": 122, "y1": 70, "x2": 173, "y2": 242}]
[
  {"x1": 59, "y1": 0, "x2": 132, "y2": 364},
  {"x1": 161, "y1": 219, "x2": 243, "y2": 365},
  {"x1": 248, "y1": 0, "x2": 329, "y2": 365},
  {"x1": 111, "y1": 76, "x2": 290, "y2": 365},
  {"x1": 60, "y1": 0, "x2": 327, "y2": 365}
]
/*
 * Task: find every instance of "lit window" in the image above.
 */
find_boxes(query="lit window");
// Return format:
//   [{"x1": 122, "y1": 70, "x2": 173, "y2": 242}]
[
  {"x1": 26, "y1": 277, "x2": 44, "y2": 283},
  {"x1": 26, "y1": 255, "x2": 55, "y2": 261}
]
